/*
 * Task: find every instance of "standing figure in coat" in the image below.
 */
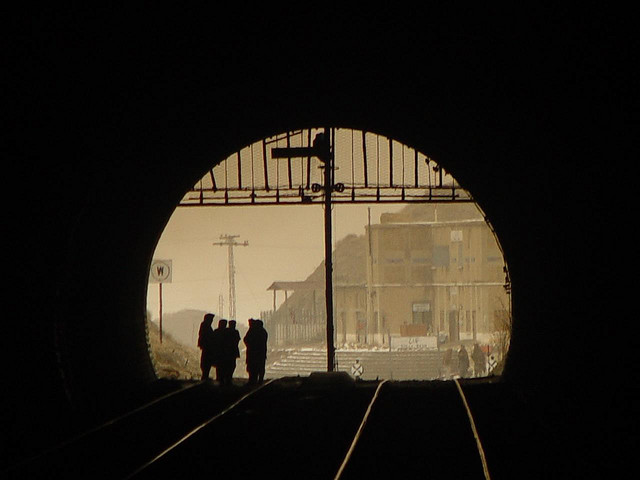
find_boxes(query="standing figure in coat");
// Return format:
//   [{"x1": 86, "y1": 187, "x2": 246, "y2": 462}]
[
  {"x1": 221, "y1": 320, "x2": 241, "y2": 386},
  {"x1": 472, "y1": 343, "x2": 486, "y2": 377},
  {"x1": 197, "y1": 313, "x2": 216, "y2": 381},
  {"x1": 458, "y1": 344, "x2": 470, "y2": 378},
  {"x1": 244, "y1": 318, "x2": 268, "y2": 385},
  {"x1": 210, "y1": 318, "x2": 228, "y2": 383}
]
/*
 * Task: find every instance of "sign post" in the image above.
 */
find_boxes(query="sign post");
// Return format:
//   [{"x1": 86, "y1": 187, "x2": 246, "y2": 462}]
[
  {"x1": 351, "y1": 359, "x2": 364, "y2": 379},
  {"x1": 150, "y1": 259, "x2": 172, "y2": 343}
]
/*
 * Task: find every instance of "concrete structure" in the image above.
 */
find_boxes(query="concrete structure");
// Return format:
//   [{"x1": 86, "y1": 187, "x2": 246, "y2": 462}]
[{"x1": 268, "y1": 203, "x2": 511, "y2": 353}]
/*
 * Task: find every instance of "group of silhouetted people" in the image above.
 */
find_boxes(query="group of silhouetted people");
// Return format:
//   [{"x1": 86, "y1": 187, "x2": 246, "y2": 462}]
[
  {"x1": 442, "y1": 343, "x2": 488, "y2": 378},
  {"x1": 197, "y1": 313, "x2": 268, "y2": 386}
]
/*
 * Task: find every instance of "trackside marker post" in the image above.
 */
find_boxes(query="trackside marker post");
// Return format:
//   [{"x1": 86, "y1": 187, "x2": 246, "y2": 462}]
[{"x1": 150, "y1": 259, "x2": 172, "y2": 343}]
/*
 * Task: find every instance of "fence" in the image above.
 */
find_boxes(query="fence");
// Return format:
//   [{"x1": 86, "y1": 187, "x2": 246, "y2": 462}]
[{"x1": 269, "y1": 323, "x2": 325, "y2": 346}]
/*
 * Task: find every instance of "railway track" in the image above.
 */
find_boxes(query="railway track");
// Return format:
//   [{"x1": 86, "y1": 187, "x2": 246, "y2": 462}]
[
  {"x1": 4, "y1": 375, "x2": 574, "y2": 479},
  {"x1": 124, "y1": 375, "x2": 495, "y2": 479},
  {"x1": 2, "y1": 380, "x2": 254, "y2": 479}
]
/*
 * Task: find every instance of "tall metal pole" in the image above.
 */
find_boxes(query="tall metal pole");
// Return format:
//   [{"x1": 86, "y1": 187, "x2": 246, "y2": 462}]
[
  {"x1": 366, "y1": 207, "x2": 376, "y2": 344},
  {"x1": 323, "y1": 128, "x2": 336, "y2": 372},
  {"x1": 158, "y1": 282, "x2": 163, "y2": 343},
  {"x1": 213, "y1": 234, "x2": 248, "y2": 321},
  {"x1": 228, "y1": 240, "x2": 236, "y2": 319},
  {"x1": 270, "y1": 128, "x2": 338, "y2": 372}
]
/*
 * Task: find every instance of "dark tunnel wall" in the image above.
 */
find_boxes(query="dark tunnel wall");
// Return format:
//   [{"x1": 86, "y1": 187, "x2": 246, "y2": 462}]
[{"x1": 6, "y1": 5, "x2": 632, "y2": 469}]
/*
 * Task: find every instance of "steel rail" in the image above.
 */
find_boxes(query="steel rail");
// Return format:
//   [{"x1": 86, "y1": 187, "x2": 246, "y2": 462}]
[
  {"x1": 1, "y1": 380, "x2": 205, "y2": 475},
  {"x1": 454, "y1": 378, "x2": 492, "y2": 480},
  {"x1": 333, "y1": 379, "x2": 389, "y2": 480},
  {"x1": 123, "y1": 379, "x2": 275, "y2": 479}
]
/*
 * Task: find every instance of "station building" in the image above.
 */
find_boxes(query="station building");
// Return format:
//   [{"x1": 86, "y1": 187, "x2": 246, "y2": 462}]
[{"x1": 265, "y1": 203, "x2": 511, "y2": 353}]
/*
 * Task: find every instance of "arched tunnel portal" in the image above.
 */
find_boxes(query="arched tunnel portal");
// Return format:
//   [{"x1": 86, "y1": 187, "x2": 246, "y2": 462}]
[
  {"x1": 9, "y1": 110, "x2": 608, "y2": 474},
  {"x1": 6, "y1": 10, "x2": 627, "y2": 476},
  {"x1": 58, "y1": 124, "x2": 519, "y2": 399},
  {"x1": 41, "y1": 115, "x2": 578, "y2": 441},
  {"x1": 10, "y1": 112, "x2": 605, "y2": 467},
  {"x1": 151, "y1": 127, "x2": 512, "y2": 379}
]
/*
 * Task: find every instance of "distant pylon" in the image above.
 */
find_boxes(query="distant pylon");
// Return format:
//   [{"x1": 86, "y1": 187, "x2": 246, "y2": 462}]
[
  {"x1": 213, "y1": 234, "x2": 248, "y2": 321},
  {"x1": 218, "y1": 293, "x2": 224, "y2": 318}
]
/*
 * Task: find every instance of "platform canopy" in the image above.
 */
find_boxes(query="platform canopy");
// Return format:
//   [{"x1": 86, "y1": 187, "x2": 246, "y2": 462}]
[
  {"x1": 267, "y1": 281, "x2": 323, "y2": 292},
  {"x1": 179, "y1": 128, "x2": 473, "y2": 207}
]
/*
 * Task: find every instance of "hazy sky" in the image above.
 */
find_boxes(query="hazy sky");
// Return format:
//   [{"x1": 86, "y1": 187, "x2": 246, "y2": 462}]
[{"x1": 147, "y1": 203, "x2": 405, "y2": 327}]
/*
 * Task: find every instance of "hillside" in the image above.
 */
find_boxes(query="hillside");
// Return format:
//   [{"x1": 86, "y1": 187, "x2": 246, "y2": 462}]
[
  {"x1": 147, "y1": 319, "x2": 201, "y2": 379},
  {"x1": 147, "y1": 310, "x2": 250, "y2": 380}
]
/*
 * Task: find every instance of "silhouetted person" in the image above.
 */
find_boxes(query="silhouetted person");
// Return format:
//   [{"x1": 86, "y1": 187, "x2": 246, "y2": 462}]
[
  {"x1": 210, "y1": 318, "x2": 228, "y2": 383},
  {"x1": 220, "y1": 320, "x2": 241, "y2": 386},
  {"x1": 244, "y1": 318, "x2": 268, "y2": 385},
  {"x1": 441, "y1": 348, "x2": 453, "y2": 378},
  {"x1": 472, "y1": 343, "x2": 486, "y2": 377},
  {"x1": 458, "y1": 344, "x2": 470, "y2": 378},
  {"x1": 197, "y1": 313, "x2": 216, "y2": 381}
]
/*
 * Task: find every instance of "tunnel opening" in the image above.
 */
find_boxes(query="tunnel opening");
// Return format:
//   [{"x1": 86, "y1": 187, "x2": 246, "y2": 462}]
[
  {"x1": 146, "y1": 128, "x2": 512, "y2": 383},
  {"x1": 7, "y1": 11, "x2": 625, "y2": 477}
]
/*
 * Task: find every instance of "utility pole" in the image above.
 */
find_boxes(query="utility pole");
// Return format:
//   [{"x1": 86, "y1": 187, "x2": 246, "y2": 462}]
[
  {"x1": 366, "y1": 207, "x2": 376, "y2": 344},
  {"x1": 321, "y1": 130, "x2": 336, "y2": 372},
  {"x1": 213, "y1": 234, "x2": 248, "y2": 321},
  {"x1": 218, "y1": 293, "x2": 225, "y2": 318},
  {"x1": 271, "y1": 128, "x2": 341, "y2": 372}
]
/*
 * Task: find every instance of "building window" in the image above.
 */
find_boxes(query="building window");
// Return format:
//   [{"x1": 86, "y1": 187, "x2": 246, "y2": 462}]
[
  {"x1": 410, "y1": 228, "x2": 429, "y2": 250},
  {"x1": 411, "y1": 266, "x2": 432, "y2": 283},
  {"x1": 384, "y1": 257, "x2": 404, "y2": 264},
  {"x1": 381, "y1": 229, "x2": 405, "y2": 250},
  {"x1": 411, "y1": 257, "x2": 430, "y2": 263},
  {"x1": 357, "y1": 290, "x2": 365, "y2": 308},
  {"x1": 433, "y1": 245, "x2": 450, "y2": 266},
  {"x1": 412, "y1": 303, "x2": 433, "y2": 334},
  {"x1": 465, "y1": 311, "x2": 472, "y2": 332},
  {"x1": 384, "y1": 265, "x2": 405, "y2": 283}
]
